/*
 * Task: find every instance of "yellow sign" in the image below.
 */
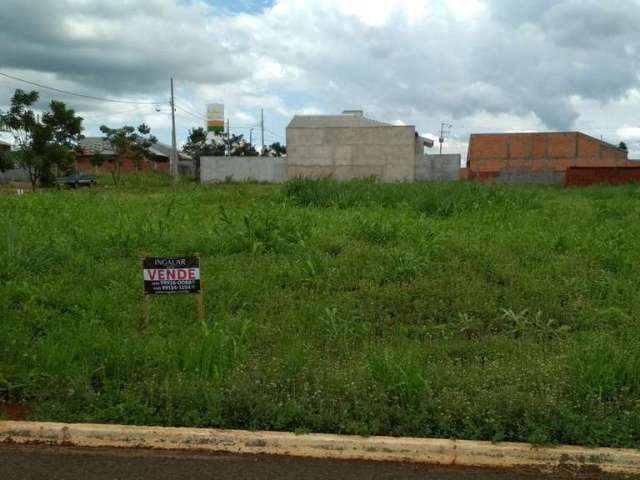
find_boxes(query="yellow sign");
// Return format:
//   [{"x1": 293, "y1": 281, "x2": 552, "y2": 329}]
[{"x1": 207, "y1": 103, "x2": 224, "y2": 133}]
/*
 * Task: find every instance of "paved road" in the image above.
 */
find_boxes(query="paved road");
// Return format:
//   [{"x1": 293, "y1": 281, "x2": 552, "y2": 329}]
[{"x1": 0, "y1": 444, "x2": 609, "y2": 480}]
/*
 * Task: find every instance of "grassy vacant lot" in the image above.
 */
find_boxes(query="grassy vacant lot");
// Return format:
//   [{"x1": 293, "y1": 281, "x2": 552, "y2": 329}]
[{"x1": 2, "y1": 175, "x2": 640, "y2": 448}]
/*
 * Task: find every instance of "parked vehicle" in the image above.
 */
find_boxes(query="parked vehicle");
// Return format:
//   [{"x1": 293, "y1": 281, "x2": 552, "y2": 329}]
[{"x1": 55, "y1": 174, "x2": 97, "y2": 189}]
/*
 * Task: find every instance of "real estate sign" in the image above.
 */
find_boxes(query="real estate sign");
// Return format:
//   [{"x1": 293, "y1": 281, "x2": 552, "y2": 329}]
[
  {"x1": 207, "y1": 103, "x2": 224, "y2": 134},
  {"x1": 143, "y1": 257, "x2": 201, "y2": 295}
]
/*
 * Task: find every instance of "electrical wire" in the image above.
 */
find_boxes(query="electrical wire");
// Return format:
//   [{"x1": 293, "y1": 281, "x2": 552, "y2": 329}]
[
  {"x1": 174, "y1": 100, "x2": 207, "y2": 121},
  {"x1": 0, "y1": 71, "x2": 163, "y2": 105},
  {"x1": 265, "y1": 128, "x2": 284, "y2": 141},
  {"x1": 2, "y1": 72, "x2": 635, "y2": 139},
  {"x1": 174, "y1": 104, "x2": 207, "y2": 122},
  {"x1": 78, "y1": 106, "x2": 155, "y2": 119}
]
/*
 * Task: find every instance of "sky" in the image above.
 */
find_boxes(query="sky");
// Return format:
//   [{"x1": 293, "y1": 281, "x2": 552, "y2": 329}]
[{"x1": 1, "y1": 0, "x2": 639, "y2": 160}]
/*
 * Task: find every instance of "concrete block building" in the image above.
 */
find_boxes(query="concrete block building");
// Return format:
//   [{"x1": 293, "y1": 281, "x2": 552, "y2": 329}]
[
  {"x1": 286, "y1": 112, "x2": 434, "y2": 182},
  {"x1": 467, "y1": 132, "x2": 630, "y2": 184}
]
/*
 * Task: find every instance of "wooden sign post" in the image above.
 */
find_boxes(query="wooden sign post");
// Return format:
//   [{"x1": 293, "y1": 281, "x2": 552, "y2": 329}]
[{"x1": 142, "y1": 256, "x2": 203, "y2": 326}]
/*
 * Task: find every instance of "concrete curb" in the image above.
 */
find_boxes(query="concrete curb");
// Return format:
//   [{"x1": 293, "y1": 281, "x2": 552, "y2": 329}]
[{"x1": 1, "y1": 421, "x2": 639, "y2": 476}]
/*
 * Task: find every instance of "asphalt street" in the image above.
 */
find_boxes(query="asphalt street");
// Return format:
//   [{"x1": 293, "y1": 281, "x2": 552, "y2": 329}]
[{"x1": 0, "y1": 444, "x2": 611, "y2": 480}]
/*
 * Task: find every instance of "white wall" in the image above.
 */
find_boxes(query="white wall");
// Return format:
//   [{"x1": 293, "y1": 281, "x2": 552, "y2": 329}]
[
  {"x1": 200, "y1": 156, "x2": 287, "y2": 183},
  {"x1": 286, "y1": 126, "x2": 417, "y2": 182},
  {"x1": 416, "y1": 154, "x2": 461, "y2": 182}
]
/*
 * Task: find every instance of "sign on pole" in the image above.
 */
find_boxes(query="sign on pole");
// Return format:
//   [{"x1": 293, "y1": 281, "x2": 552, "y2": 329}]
[
  {"x1": 143, "y1": 257, "x2": 201, "y2": 295},
  {"x1": 141, "y1": 256, "x2": 204, "y2": 327},
  {"x1": 207, "y1": 103, "x2": 224, "y2": 134}
]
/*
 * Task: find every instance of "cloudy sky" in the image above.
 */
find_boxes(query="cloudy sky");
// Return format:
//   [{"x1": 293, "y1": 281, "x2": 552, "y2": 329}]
[{"x1": 1, "y1": 0, "x2": 639, "y2": 159}]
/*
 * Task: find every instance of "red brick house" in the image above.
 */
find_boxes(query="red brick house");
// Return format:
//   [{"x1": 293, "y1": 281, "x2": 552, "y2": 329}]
[
  {"x1": 466, "y1": 132, "x2": 630, "y2": 184},
  {"x1": 76, "y1": 137, "x2": 190, "y2": 174}
]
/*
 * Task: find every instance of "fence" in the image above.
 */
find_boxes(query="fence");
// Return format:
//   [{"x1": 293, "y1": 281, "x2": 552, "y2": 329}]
[
  {"x1": 200, "y1": 156, "x2": 287, "y2": 183},
  {"x1": 416, "y1": 154, "x2": 461, "y2": 182}
]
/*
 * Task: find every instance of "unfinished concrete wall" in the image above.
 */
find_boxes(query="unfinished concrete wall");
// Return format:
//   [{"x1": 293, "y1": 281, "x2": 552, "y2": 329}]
[
  {"x1": 467, "y1": 132, "x2": 630, "y2": 184},
  {"x1": 416, "y1": 154, "x2": 461, "y2": 181},
  {"x1": 200, "y1": 156, "x2": 287, "y2": 183},
  {"x1": 286, "y1": 125, "x2": 417, "y2": 182}
]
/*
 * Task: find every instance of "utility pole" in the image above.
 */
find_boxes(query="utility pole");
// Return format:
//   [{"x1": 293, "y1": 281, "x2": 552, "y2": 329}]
[
  {"x1": 439, "y1": 123, "x2": 452, "y2": 155},
  {"x1": 249, "y1": 128, "x2": 254, "y2": 148},
  {"x1": 261, "y1": 108, "x2": 265, "y2": 155},
  {"x1": 226, "y1": 118, "x2": 230, "y2": 156},
  {"x1": 170, "y1": 78, "x2": 178, "y2": 179}
]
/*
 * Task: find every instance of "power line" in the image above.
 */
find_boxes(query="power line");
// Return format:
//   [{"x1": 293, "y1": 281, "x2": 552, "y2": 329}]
[
  {"x1": 78, "y1": 106, "x2": 153, "y2": 119},
  {"x1": 0, "y1": 71, "x2": 163, "y2": 105},
  {"x1": 174, "y1": 103, "x2": 206, "y2": 122},
  {"x1": 174, "y1": 98, "x2": 206, "y2": 121},
  {"x1": 265, "y1": 128, "x2": 284, "y2": 140}
]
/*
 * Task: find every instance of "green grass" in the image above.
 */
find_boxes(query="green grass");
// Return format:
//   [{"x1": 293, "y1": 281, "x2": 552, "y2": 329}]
[{"x1": 2, "y1": 174, "x2": 640, "y2": 448}]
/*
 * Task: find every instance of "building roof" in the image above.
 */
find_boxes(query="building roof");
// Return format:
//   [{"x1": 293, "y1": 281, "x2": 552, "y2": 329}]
[
  {"x1": 148, "y1": 141, "x2": 191, "y2": 160},
  {"x1": 78, "y1": 137, "x2": 116, "y2": 156},
  {"x1": 0, "y1": 139, "x2": 12, "y2": 147},
  {"x1": 288, "y1": 114, "x2": 393, "y2": 129},
  {"x1": 417, "y1": 135, "x2": 435, "y2": 148},
  {"x1": 79, "y1": 137, "x2": 190, "y2": 160}
]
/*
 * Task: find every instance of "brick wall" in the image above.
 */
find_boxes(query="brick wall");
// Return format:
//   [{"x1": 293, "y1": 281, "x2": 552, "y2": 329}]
[
  {"x1": 467, "y1": 132, "x2": 629, "y2": 183},
  {"x1": 566, "y1": 166, "x2": 640, "y2": 187},
  {"x1": 76, "y1": 157, "x2": 169, "y2": 174}
]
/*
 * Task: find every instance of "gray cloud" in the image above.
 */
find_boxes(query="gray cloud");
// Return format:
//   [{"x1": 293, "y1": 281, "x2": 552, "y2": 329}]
[
  {"x1": 543, "y1": 0, "x2": 640, "y2": 48},
  {"x1": 0, "y1": 0, "x2": 251, "y2": 95},
  {"x1": 244, "y1": 0, "x2": 640, "y2": 130},
  {"x1": 0, "y1": 0, "x2": 639, "y2": 142}
]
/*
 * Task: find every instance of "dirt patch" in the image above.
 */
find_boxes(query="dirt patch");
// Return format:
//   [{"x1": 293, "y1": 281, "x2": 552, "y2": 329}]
[{"x1": 0, "y1": 403, "x2": 33, "y2": 421}]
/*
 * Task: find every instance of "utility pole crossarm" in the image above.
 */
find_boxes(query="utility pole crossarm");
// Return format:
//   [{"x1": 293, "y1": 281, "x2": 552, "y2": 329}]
[{"x1": 439, "y1": 123, "x2": 452, "y2": 155}]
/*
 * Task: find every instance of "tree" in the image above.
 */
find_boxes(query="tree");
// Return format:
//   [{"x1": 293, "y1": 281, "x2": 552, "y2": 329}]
[
  {"x1": 183, "y1": 127, "x2": 215, "y2": 161},
  {"x1": 229, "y1": 134, "x2": 258, "y2": 156},
  {"x1": 90, "y1": 152, "x2": 106, "y2": 174},
  {"x1": 182, "y1": 128, "x2": 260, "y2": 158},
  {"x1": 262, "y1": 142, "x2": 287, "y2": 157},
  {"x1": 43, "y1": 100, "x2": 83, "y2": 147},
  {"x1": 619, "y1": 141, "x2": 628, "y2": 151},
  {"x1": 183, "y1": 127, "x2": 217, "y2": 178},
  {"x1": 0, "y1": 89, "x2": 83, "y2": 191},
  {"x1": 99, "y1": 124, "x2": 157, "y2": 185},
  {"x1": 0, "y1": 148, "x2": 14, "y2": 172}
]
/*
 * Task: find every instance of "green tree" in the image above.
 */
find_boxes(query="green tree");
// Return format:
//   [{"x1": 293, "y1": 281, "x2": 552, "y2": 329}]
[
  {"x1": 229, "y1": 134, "x2": 258, "y2": 156},
  {"x1": 90, "y1": 152, "x2": 106, "y2": 174},
  {"x1": 99, "y1": 124, "x2": 157, "y2": 185},
  {"x1": 208, "y1": 132, "x2": 256, "y2": 156},
  {"x1": 262, "y1": 142, "x2": 286, "y2": 157},
  {"x1": 183, "y1": 127, "x2": 215, "y2": 160},
  {"x1": 43, "y1": 100, "x2": 84, "y2": 147},
  {"x1": 0, "y1": 148, "x2": 14, "y2": 172},
  {"x1": 0, "y1": 89, "x2": 83, "y2": 191},
  {"x1": 183, "y1": 127, "x2": 218, "y2": 178},
  {"x1": 182, "y1": 128, "x2": 259, "y2": 158},
  {"x1": 619, "y1": 141, "x2": 628, "y2": 151}
]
